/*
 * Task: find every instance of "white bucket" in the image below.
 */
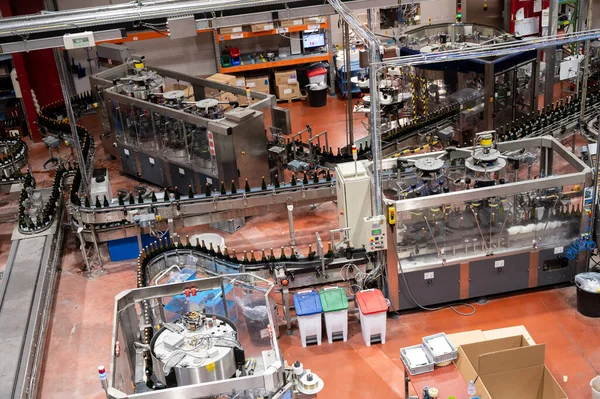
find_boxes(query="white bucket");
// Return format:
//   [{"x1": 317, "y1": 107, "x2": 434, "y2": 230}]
[
  {"x1": 592, "y1": 375, "x2": 600, "y2": 399},
  {"x1": 190, "y1": 233, "x2": 225, "y2": 252}
]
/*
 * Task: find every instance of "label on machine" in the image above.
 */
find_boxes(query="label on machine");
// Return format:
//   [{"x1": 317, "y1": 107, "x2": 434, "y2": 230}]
[
  {"x1": 554, "y1": 246, "x2": 564, "y2": 255},
  {"x1": 424, "y1": 272, "x2": 434, "y2": 280},
  {"x1": 495, "y1": 259, "x2": 505, "y2": 268}
]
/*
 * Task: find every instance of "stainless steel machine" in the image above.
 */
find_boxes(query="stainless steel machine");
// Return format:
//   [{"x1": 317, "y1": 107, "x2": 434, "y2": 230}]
[
  {"x1": 381, "y1": 135, "x2": 593, "y2": 310},
  {"x1": 335, "y1": 135, "x2": 593, "y2": 309},
  {"x1": 107, "y1": 273, "x2": 324, "y2": 398},
  {"x1": 90, "y1": 61, "x2": 275, "y2": 194}
]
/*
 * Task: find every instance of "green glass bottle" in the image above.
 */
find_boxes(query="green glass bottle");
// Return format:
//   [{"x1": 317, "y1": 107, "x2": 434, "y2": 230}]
[
  {"x1": 313, "y1": 172, "x2": 319, "y2": 184},
  {"x1": 325, "y1": 242, "x2": 334, "y2": 258},
  {"x1": 163, "y1": 188, "x2": 169, "y2": 201},
  {"x1": 279, "y1": 246, "x2": 287, "y2": 261},
  {"x1": 188, "y1": 185, "x2": 194, "y2": 199},
  {"x1": 245, "y1": 178, "x2": 251, "y2": 193},
  {"x1": 118, "y1": 194, "x2": 125, "y2": 206},
  {"x1": 205, "y1": 183, "x2": 212, "y2": 197},
  {"x1": 269, "y1": 248, "x2": 276, "y2": 262},
  {"x1": 274, "y1": 175, "x2": 280, "y2": 188},
  {"x1": 302, "y1": 173, "x2": 309, "y2": 185},
  {"x1": 103, "y1": 195, "x2": 109, "y2": 207},
  {"x1": 151, "y1": 191, "x2": 157, "y2": 202},
  {"x1": 138, "y1": 192, "x2": 144, "y2": 204},
  {"x1": 291, "y1": 174, "x2": 297, "y2": 186},
  {"x1": 230, "y1": 180, "x2": 237, "y2": 194},
  {"x1": 220, "y1": 181, "x2": 227, "y2": 195},
  {"x1": 84, "y1": 195, "x2": 91, "y2": 208},
  {"x1": 95, "y1": 196, "x2": 102, "y2": 208},
  {"x1": 129, "y1": 192, "x2": 135, "y2": 205},
  {"x1": 326, "y1": 170, "x2": 332, "y2": 182},
  {"x1": 290, "y1": 247, "x2": 298, "y2": 261},
  {"x1": 261, "y1": 176, "x2": 267, "y2": 190},
  {"x1": 174, "y1": 188, "x2": 180, "y2": 201}
]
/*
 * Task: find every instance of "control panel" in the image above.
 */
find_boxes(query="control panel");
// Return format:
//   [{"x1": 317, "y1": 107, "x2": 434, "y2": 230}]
[{"x1": 365, "y1": 215, "x2": 387, "y2": 252}]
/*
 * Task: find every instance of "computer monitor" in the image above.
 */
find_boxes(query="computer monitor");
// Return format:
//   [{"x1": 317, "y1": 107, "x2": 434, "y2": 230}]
[{"x1": 302, "y1": 33, "x2": 325, "y2": 51}]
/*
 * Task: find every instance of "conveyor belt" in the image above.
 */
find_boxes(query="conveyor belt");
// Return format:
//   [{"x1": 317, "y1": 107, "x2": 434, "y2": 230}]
[{"x1": 0, "y1": 206, "x2": 64, "y2": 399}]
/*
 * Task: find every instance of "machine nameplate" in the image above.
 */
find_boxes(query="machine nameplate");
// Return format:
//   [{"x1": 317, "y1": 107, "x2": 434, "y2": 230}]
[
  {"x1": 424, "y1": 271, "x2": 434, "y2": 280},
  {"x1": 495, "y1": 260, "x2": 505, "y2": 268},
  {"x1": 554, "y1": 247, "x2": 564, "y2": 254}
]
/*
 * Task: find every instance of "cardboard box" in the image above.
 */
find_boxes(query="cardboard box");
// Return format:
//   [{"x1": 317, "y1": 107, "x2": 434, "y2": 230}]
[
  {"x1": 279, "y1": 18, "x2": 304, "y2": 28},
  {"x1": 219, "y1": 26, "x2": 243, "y2": 35},
  {"x1": 446, "y1": 330, "x2": 486, "y2": 348},
  {"x1": 273, "y1": 69, "x2": 298, "y2": 86},
  {"x1": 303, "y1": 16, "x2": 327, "y2": 25},
  {"x1": 234, "y1": 76, "x2": 247, "y2": 105},
  {"x1": 205, "y1": 73, "x2": 238, "y2": 103},
  {"x1": 482, "y1": 325, "x2": 536, "y2": 345},
  {"x1": 250, "y1": 22, "x2": 275, "y2": 33},
  {"x1": 245, "y1": 75, "x2": 270, "y2": 104},
  {"x1": 456, "y1": 335, "x2": 532, "y2": 385},
  {"x1": 474, "y1": 345, "x2": 567, "y2": 399},
  {"x1": 246, "y1": 75, "x2": 270, "y2": 92},
  {"x1": 275, "y1": 83, "x2": 300, "y2": 100}
]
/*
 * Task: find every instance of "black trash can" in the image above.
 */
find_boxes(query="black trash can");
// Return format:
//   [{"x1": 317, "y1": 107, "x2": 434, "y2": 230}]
[
  {"x1": 307, "y1": 85, "x2": 328, "y2": 108},
  {"x1": 575, "y1": 272, "x2": 600, "y2": 317},
  {"x1": 240, "y1": 298, "x2": 271, "y2": 346}
]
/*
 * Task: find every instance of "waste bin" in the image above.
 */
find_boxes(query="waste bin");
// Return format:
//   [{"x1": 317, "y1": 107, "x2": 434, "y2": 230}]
[
  {"x1": 356, "y1": 288, "x2": 388, "y2": 346},
  {"x1": 239, "y1": 298, "x2": 271, "y2": 346},
  {"x1": 307, "y1": 67, "x2": 327, "y2": 85},
  {"x1": 294, "y1": 290, "x2": 323, "y2": 347},
  {"x1": 306, "y1": 84, "x2": 328, "y2": 108},
  {"x1": 575, "y1": 272, "x2": 600, "y2": 317},
  {"x1": 319, "y1": 287, "x2": 349, "y2": 343}
]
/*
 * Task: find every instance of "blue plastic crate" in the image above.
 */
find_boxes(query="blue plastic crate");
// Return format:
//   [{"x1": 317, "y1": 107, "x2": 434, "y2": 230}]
[{"x1": 107, "y1": 232, "x2": 170, "y2": 261}]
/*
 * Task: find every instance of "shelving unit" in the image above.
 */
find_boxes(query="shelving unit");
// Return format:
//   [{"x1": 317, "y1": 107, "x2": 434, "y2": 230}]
[
  {"x1": 220, "y1": 53, "x2": 330, "y2": 73},
  {"x1": 336, "y1": 64, "x2": 365, "y2": 97},
  {"x1": 217, "y1": 22, "x2": 328, "y2": 41}
]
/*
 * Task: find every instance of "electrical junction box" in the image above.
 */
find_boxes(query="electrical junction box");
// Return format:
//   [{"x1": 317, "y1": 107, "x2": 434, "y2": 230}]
[
  {"x1": 63, "y1": 32, "x2": 96, "y2": 49},
  {"x1": 167, "y1": 15, "x2": 197, "y2": 39},
  {"x1": 335, "y1": 160, "x2": 373, "y2": 249}
]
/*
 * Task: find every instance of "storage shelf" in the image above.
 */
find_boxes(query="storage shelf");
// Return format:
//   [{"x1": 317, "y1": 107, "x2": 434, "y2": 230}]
[
  {"x1": 102, "y1": 28, "x2": 213, "y2": 44},
  {"x1": 220, "y1": 53, "x2": 330, "y2": 73},
  {"x1": 217, "y1": 22, "x2": 328, "y2": 41}
]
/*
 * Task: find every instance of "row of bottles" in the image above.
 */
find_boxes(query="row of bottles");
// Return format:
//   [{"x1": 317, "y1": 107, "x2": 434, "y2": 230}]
[
  {"x1": 18, "y1": 165, "x2": 67, "y2": 232},
  {"x1": 382, "y1": 102, "x2": 460, "y2": 142},
  {"x1": 497, "y1": 90, "x2": 600, "y2": 142},
  {"x1": 139, "y1": 235, "x2": 335, "y2": 270},
  {"x1": 0, "y1": 139, "x2": 26, "y2": 166},
  {"x1": 74, "y1": 171, "x2": 334, "y2": 209}
]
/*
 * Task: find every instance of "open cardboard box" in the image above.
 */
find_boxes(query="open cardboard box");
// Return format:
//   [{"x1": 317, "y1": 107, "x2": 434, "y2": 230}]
[
  {"x1": 457, "y1": 335, "x2": 532, "y2": 384},
  {"x1": 458, "y1": 338, "x2": 567, "y2": 399}
]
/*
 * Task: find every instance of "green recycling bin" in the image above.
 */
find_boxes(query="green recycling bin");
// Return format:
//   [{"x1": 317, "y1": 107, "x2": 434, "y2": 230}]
[{"x1": 319, "y1": 287, "x2": 349, "y2": 343}]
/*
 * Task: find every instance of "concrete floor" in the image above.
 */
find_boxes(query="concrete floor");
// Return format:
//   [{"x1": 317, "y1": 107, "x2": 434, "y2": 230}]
[{"x1": 1, "y1": 96, "x2": 599, "y2": 399}]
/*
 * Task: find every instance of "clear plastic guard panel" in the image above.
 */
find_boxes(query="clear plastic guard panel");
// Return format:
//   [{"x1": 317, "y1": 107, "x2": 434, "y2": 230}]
[
  {"x1": 388, "y1": 137, "x2": 591, "y2": 270},
  {"x1": 159, "y1": 117, "x2": 188, "y2": 159},
  {"x1": 111, "y1": 272, "x2": 280, "y2": 396},
  {"x1": 187, "y1": 123, "x2": 217, "y2": 173}
]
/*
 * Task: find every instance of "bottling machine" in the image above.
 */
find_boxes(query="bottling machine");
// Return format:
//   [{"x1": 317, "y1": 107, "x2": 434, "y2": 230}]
[
  {"x1": 336, "y1": 134, "x2": 593, "y2": 310},
  {"x1": 90, "y1": 60, "x2": 275, "y2": 194}
]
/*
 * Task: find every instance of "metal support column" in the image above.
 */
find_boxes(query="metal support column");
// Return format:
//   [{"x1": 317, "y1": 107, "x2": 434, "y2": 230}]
[
  {"x1": 286, "y1": 203, "x2": 296, "y2": 246},
  {"x1": 367, "y1": 9, "x2": 382, "y2": 215},
  {"x1": 326, "y1": 16, "x2": 336, "y2": 97},
  {"x1": 543, "y1": 0, "x2": 559, "y2": 109},
  {"x1": 343, "y1": 21, "x2": 354, "y2": 147},
  {"x1": 55, "y1": 49, "x2": 89, "y2": 190}
]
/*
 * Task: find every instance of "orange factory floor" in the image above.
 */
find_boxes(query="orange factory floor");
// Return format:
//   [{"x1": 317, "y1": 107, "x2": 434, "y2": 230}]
[{"x1": 1, "y1": 97, "x2": 600, "y2": 399}]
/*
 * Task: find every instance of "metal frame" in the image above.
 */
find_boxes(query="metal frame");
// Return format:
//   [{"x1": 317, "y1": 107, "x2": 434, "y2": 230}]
[
  {"x1": 108, "y1": 274, "x2": 284, "y2": 399},
  {"x1": 379, "y1": 136, "x2": 592, "y2": 212}
]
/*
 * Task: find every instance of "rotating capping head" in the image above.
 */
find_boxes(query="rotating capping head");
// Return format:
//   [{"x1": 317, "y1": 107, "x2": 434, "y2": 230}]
[{"x1": 476, "y1": 130, "x2": 495, "y2": 154}]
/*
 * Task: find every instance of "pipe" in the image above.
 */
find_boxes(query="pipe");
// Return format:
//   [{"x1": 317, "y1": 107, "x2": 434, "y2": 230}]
[
  {"x1": 0, "y1": 0, "x2": 302, "y2": 37},
  {"x1": 373, "y1": 29, "x2": 600, "y2": 68}
]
